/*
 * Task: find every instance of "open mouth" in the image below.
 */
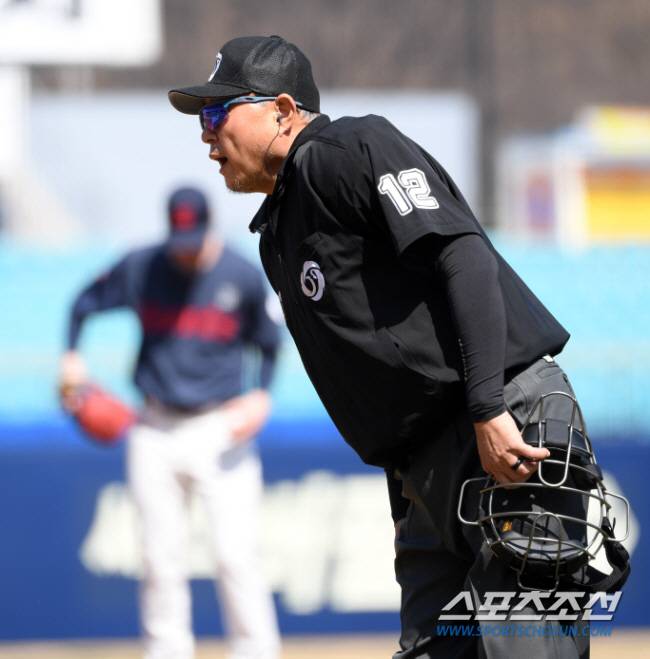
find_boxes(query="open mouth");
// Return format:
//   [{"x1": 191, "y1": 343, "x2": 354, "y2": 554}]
[{"x1": 210, "y1": 149, "x2": 227, "y2": 168}]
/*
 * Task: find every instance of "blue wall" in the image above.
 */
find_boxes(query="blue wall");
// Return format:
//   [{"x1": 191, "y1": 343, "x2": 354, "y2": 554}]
[
  {"x1": 0, "y1": 418, "x2": 400, "y2": 640},
  {"x1": 0, "y1": 418, "x2": 645, "y2": 640}
]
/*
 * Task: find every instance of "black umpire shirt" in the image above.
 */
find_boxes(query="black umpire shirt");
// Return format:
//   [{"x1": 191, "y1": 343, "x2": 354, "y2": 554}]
[{"x1": 250, "y1": 114, "x2": 569, "y2": 469}]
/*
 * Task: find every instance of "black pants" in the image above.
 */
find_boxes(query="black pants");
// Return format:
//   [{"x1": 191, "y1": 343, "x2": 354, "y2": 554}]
[{"x1": 393, "y1": 357, "x2": 590, "y2": 659}]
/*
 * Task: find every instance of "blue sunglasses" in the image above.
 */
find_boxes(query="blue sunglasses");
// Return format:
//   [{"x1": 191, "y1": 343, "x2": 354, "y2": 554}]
[{"x1": 199, "y1": 95, "x2": 303, "y2": 131}]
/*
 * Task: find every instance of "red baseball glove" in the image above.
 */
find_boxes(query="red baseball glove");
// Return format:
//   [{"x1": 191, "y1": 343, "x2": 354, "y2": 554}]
[{"x1": 62, "y1": 383, "x2": 135, "y2": 445}]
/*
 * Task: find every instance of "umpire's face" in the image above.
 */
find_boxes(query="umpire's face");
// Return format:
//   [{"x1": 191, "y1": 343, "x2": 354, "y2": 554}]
[
  {"x1": 201, "y1": 93, "x2": 306, "y2": 196},
  {"x1": 201, "y1": 97, "x2": 281, "y2": 195}
]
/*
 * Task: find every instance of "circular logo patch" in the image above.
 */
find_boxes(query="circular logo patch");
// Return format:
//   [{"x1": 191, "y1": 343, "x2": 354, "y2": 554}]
[{"x1": 300, "y1": 261, "x2": 325, "y2": 301}]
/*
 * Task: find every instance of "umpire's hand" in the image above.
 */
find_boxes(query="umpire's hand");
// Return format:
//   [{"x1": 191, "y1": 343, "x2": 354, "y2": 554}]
[{"x1": 474, "y1": 411, "x2": 550, "y2": 485}]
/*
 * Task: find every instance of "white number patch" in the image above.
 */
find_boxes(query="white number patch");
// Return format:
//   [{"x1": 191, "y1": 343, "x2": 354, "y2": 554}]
[{"x1": 378, "y1": 168, "x2": 439, "y2": 216}]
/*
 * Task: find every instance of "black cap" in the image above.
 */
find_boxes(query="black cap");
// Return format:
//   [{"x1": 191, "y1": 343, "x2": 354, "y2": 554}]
[
  {"x1": 168, "y1": 35, "x2": 320, "y2": 115},
  {"x1": 167, "y1": 187, "x2": 210, "y2": 251}
]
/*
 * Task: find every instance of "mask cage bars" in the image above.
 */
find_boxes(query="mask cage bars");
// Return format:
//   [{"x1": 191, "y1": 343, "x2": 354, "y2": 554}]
[
  {"x1": 523, "y1": 391, "x2": 589, "y2": 488},
  {"x1": 458, "y1": 392, "x2": 630, "y2": 591}
]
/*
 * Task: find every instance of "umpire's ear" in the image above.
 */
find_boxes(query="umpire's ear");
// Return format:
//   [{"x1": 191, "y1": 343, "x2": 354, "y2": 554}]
[{"x1": 273, "y1": 94, "x2": 304, "y2": 132}]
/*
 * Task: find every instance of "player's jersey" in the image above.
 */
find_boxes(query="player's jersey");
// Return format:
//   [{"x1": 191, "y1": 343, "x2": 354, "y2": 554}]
[
  {"x1": 251, "y1": 114, "x2": 569, "y2": 467},
  {"x1": 68, "y1": 245, "x2": 280, "y2": 409}
]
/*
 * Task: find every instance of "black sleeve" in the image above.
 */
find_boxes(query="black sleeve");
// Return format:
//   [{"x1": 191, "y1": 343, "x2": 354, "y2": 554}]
[
  {"x1": 67, "y1": 257, "x2": 135, "y2": 349},
  {"x1": 385, "y1": 468, "x2": 411, "y2": 523},
  {"x1": 405, "y1": 233, "x2": 507, "y2": 423}
]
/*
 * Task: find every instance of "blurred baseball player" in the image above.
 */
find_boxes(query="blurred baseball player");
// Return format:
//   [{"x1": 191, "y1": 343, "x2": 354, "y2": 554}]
[
  {"x1": 163, "y1": 36, "x2": 619, "y2": 658},
  {"x1": 59, "y1": 186, "x2": 281, "y2": 659}
]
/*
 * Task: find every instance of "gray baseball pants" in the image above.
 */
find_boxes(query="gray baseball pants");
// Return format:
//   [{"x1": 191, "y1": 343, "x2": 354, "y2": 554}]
[{"x1": 393, "y1": 357, "x2": 591, "y2": 659}]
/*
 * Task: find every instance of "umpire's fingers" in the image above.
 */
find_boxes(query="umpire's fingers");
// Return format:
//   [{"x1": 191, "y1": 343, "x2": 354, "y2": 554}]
[
  {"x1": 491, "y1": 470, "x2": 522, "y2": 488},
  {"x1": 493, "y1": 462, "x2": 538, "y2": 488},
  {"x1": 506, "y1": 445, "x2": 550, "y2": 484}
]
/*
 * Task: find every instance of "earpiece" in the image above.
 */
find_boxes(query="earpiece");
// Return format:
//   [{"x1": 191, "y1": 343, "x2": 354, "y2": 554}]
[{"x1": 276, "y1": 114, "x2": 282, "y2": 123}]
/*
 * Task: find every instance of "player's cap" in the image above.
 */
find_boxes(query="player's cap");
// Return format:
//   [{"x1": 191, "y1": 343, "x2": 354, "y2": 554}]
[
  {"x1": 168, "y1": 35, "x2": 320, "y2": 115},
  {"x1": 167, "y1": 187, "x2": 210, "y2": 251}
]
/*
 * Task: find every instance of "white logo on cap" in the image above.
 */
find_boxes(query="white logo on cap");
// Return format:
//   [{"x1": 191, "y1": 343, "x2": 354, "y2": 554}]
[
  {"x1": 300, "y1": 261, "x2": 325, "y2": 301},
  {"x1": 209, "y1": 53, "x2": 222, "y2": 81}
]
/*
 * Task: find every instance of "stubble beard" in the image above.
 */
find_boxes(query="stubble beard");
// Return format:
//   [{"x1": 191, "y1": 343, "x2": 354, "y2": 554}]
[
  {"x1": 225, "y1": 143, "x2": 274, "y2": 195},
  {"x1": 227, "y1": 175, "x2": 264, "y2": 195}
]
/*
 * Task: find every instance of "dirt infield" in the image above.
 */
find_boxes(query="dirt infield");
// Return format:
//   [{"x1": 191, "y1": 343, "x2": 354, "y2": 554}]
[{"x1": 0, "y1": 631, "x2": 648, "y2": 658}]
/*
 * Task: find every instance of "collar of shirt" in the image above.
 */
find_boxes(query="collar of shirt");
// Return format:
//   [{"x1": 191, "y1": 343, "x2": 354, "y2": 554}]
[{"x1": 249, "y1": 114, "x2": 331, "y2": 235}]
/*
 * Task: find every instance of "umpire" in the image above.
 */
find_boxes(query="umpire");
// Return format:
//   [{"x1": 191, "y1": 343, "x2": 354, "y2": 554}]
[{"x1": 169, "y1": 36, "x2": 591, "y2": 658}]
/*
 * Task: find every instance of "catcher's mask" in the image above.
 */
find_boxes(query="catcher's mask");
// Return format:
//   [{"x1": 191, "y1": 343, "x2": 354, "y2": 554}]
[{"x1": 458, "y1": 392, "x2": 630, "y2": 592}]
